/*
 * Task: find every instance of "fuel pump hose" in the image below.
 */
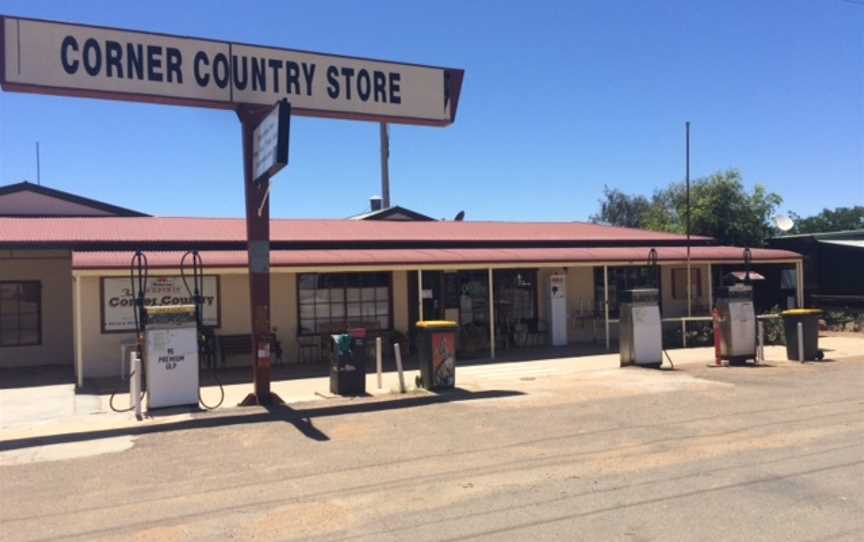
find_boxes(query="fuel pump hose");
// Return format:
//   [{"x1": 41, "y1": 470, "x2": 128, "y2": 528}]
[
  {"x1": 109, "y1": 251, "x2": 149, "y2": 413},
  {"x1": 181, "y1": 250, "x2": 225, "y2": 410}
]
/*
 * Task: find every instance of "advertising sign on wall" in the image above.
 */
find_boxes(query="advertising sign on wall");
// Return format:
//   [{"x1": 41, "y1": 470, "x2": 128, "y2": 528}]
[
  {"x1": 101, "y1": 276, "x2": 220, "y2": 332},
  {"x1": 1, "y1": 16, "x2": 464, "y2": 126}
]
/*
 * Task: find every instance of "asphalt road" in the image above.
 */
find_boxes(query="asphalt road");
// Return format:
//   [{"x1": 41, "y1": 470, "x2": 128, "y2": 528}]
[{"x1": 1, "y1": 357, "x2": 863, "y2": 542}]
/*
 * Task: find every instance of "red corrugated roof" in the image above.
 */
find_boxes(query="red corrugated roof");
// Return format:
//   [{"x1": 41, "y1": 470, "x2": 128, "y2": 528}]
[
  {"x1": 0, "y1": 217, "x2": 708, "y2": 244},
  {"x1": 72, "y1": 246, "x2": 800, "y2": 270}
]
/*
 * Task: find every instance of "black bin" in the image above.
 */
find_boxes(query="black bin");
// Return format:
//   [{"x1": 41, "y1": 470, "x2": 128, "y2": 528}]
[
  {"x1": 329, "y1": 328, "x2": 367, "y2": 395},
  {"x1": 416, "y1": 320, "x2": 458, "y2": 390},
  {"x1": 781, "y1": 309, "x2": 822, "y2": 361}
]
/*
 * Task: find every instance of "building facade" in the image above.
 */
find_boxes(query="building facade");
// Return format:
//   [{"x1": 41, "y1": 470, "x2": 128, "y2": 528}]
[{"x1": 0, "y1": 183, "x2": 803, "y2": 385}]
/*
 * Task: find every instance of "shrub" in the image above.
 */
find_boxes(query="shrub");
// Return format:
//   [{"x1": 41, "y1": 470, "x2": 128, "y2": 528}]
[{"x1": 759, "y1": 306, "x2": 785, "y2": 345}]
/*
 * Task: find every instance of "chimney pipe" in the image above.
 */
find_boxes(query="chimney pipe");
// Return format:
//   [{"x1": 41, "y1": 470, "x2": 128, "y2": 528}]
[{"x1": 370, "y1": 196, "x2": 383, "y2": 212}]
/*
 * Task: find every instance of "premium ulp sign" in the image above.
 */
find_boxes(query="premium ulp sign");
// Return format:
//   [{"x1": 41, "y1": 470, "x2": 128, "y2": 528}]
[{"x1": 1, "y1": 16, "x2": 464, "y2": 125}]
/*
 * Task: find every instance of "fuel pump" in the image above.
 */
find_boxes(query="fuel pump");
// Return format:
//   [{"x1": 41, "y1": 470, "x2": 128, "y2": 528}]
[
  {"x1": 619, "y1": 249, "x2": 663, "y2": 368},
  {"x1": 143, "y1": 303, "x2": 200, "y2": 409},
  {"x1": 111, "y1": 250, "x2": 223, "y2": 415},
  {"x1": 714, "y1": 248, "x2": 757, "y2": 364}
]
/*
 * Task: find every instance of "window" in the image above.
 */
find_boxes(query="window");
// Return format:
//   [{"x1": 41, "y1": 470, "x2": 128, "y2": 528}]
[
  {"x1": 0, "y1": 281, "x2": 42, "y2": 347},
  {"x1": 671, "y1": 268, "x2": 702, "y2": 300},
  {"x1": 298, "y1": 273, "x2": 391, "y2": 335},
  {"x1": 494, "y1": 270, "x2": 537, "y2": 323},
  {"x1": 453, "y1": 271, "x2": 489, "y2": 325},
  {"x1": 594, "y1": 266, "x2": 660, "y2": 318},
  {"x1": 780, "y1": 268, "x2": 797, "y2": 289}
]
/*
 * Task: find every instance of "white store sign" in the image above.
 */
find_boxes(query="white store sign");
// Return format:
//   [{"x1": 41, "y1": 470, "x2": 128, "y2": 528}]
[
  {"x1": 1, "y1": 16, "x2": 463, "y2": 126},
  {"x1": 253, "y1": 100, "x2": 289, "y2": 183},
  {"x1": 101, "y1": 276, "x2": 220, "y2": 332}
]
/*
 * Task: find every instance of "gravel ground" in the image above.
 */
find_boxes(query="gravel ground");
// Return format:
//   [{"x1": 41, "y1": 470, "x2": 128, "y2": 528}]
[{"x1": 1, "y1": 355, "x2": 862, "y2": 542}]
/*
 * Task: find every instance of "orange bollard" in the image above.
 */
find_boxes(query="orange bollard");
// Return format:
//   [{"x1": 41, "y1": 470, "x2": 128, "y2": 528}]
[{"x1": 712, "y1": 308, "x2": 723, "y2": 367}]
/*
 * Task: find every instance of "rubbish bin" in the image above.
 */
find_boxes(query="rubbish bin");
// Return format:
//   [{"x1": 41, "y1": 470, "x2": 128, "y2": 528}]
[
  {"x1": 416, "y1": 320, "x2": 458, "y2": 390},
  {"x1": 329, "y1": 328, "x2": 367, "y2": 395},
  {"x1": 781, "y1": 309, "x2": 823, "y2": 361}
]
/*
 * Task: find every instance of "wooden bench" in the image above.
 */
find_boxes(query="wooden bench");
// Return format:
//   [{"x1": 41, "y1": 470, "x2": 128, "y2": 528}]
[{"x1": 217, "y1": 333, "x2": 282, "y2": 367}]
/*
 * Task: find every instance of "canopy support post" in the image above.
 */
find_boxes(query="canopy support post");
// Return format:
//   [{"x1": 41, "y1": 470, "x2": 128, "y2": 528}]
[
  {"x1": 418, "y1": 269, "x2": 424, "y2": 322},
  {"x1": 488, "y1": 268, "x2": 495, "y2": 360},
  {"x1": 604, "y1": 265, "x2": 610, "y2": 351},
  {"x1": 796, "y1": 261, "x2": 805, "y2": 308},
  {"x1": 707, "y1": 263, "x2": 714, "y2": 313}
]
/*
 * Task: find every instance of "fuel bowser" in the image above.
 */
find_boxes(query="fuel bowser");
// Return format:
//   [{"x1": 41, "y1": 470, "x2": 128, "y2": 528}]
[
  {"x1": 714, "y1": 284, "x2": 757, "y2": 364},
  {"x1": 619, "y1": 288, "x2": 663, "y2": 368},
  {"x1": 712, "y1": 248, "x2": 758, "y2": 365},
  {"x1": 115, "y1": 250, "x2": 222, "y2": 416},
  {"x1": 619, "y1": 249, "x2": 663, "y2": 368},
  {"x1": 144, "y1": 304, "x2": 200, "y2": 408}
]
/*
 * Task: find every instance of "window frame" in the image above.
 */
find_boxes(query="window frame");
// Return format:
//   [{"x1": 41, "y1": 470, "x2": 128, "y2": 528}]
[
  {"x1": 594, "y1": 266, "x2": 661, "y2": 318},
  {"x1": 296, "y1": 272, "x2": 393, "y2": 336},
  {"x1": 671, "y1": 267, "x2": 703, "y2": 300},
  {"x1": 493, "y1": 269, "x2": 539, "y2": 324},
  {"x1": 0, "y1": 280, "x2": 43, "y2": 348}
]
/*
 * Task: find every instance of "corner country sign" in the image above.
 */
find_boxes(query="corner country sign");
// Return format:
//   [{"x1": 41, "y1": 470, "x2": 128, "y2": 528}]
[
  {"x1": 0, "y1": 15, "x2": 464, "y2": 126},
  {"x1": 101, "y1": 276, "x2": 220, "y2": 332}
]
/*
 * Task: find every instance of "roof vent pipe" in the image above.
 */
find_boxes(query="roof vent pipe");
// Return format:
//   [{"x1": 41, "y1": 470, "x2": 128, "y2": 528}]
[{"x1": 370, "y1": 196, "x2": 384, "y2": 212}]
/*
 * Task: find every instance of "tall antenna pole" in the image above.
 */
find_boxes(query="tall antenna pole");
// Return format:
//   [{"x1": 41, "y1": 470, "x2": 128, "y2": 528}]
[
  {"x1": 36, "y1": 142, "x2": 41, "y2": 185},
  {"x1": 686, "y1": 122, "x2": 692, "y2": 318},
  {"x1": 379, "y1": 123, "x2": 390, "y2": 208}
]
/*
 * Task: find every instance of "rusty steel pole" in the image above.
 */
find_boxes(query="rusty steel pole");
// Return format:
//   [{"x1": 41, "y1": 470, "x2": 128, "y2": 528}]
[{"x1": 238, "y1": 105, "x2": 276, "y2": 406}]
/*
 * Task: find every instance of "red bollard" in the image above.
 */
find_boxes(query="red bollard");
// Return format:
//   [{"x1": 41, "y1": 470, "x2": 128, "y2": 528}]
[{"x1": 712, "y1": 308, "x2": 723, "y2": 367}]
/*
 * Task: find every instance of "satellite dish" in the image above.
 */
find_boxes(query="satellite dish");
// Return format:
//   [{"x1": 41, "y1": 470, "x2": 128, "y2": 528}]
[
  {"x1": 774, "y1": 215, "x2": 794, "y2": 232},
  {"x1": 454, "y1": 211, "x2": 465, "y2": 221}
]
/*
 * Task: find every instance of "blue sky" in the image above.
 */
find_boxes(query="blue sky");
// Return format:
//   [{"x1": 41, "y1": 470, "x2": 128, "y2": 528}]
[{"x1": 0, "y1": 0, "x2": 861, "y2": 221}]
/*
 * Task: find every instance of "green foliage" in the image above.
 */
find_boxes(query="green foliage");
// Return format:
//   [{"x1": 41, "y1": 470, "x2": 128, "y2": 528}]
[
  {"x1": 589, "y1": 186, "x2": 651, "y2": 228},
  {"x1": 822, "y1": 309, "x2": 863, "y2": 332},
  {"x1": 762, "y1": 307, "x2": 786, "y2": 345},
  {"x1": 591, "y1": 169, "x2": 783, "y2": 246},
  {"x1": 789, "y1": 207, "x2": 864, "y2": 234},
  {"x1": 661, "y1": 320, "x2": 714, "y2": 349}
]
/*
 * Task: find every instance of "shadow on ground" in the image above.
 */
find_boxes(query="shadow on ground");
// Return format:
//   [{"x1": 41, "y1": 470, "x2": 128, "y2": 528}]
[
  {"x1": 0, "y1": 388, "x2": 523, "y2": 451},
  {"x1": 76, "y1": 344, "x2": 615, "y2": 391},
  {"x1": 0, "y1": 367, "x2": 75, "y2": 390}
]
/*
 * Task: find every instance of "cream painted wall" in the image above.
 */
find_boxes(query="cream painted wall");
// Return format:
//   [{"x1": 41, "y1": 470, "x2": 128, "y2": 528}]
[
  {"x1": 77, "y1": 275, "x2": 133, "y2": 377},
  {"x1": 271, "y1": 273, "x2": 298, "y2": 363},
  {"x1": 74, "y1": 265, "x2": 717, "y2": 378},
  {"x1": 566, "y1": 267, "x2": 598, "y2": 343},
  {"x1": 0, "y1": 250, "x2": 74, "y2": 368},
  {"x1": 536, "y1": 266, "x2": 602, "y2": 344},
  {"x1": 77, "y1": 270, "x2": 421, "y2": 378},
  {"x1": 536, "y1": 268, "x2": 557, "y2": 328},
  {"x1": 392, "y1": 271, "x2": 409, "y2": 334},
  {"x1": 0, "y1": 191, "x2": 115, "y2": 216},
  {"x1": 78, "y1": 272, "x2": 303, "y2": 377}
]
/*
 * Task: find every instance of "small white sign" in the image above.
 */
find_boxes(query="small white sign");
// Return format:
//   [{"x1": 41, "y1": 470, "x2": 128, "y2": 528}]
[
  {"x1": 101, "y1": 276, "x2": 220, "y2": 332},
  {"x1": 253, "y1": 100, "x2": 289, "y2": 183}
]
